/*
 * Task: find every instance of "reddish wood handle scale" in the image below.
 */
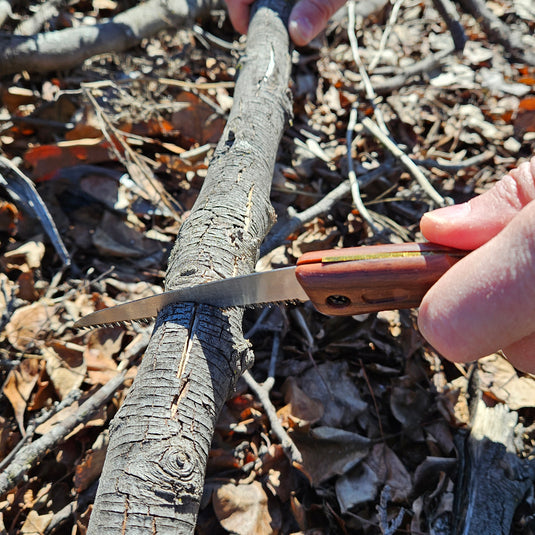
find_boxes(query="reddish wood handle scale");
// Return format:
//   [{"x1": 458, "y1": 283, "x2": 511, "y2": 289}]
[{"x1": 295, "y1": 242, "x2": 469, "y2": 315}]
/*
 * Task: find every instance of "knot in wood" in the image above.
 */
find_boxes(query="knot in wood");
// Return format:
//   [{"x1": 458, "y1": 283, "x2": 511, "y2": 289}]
[{"x1": 161, "y1": 446, "x2": 199, "y2": 485}]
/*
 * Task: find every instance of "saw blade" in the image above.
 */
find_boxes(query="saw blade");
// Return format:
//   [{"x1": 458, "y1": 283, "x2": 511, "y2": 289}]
[{"x1": 74, "y1": 267, "x2": 309, "y2": 328}]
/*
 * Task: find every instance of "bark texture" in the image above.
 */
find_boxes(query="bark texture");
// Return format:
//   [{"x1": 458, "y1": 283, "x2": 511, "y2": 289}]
[
  {"x1": 0, "y1": 0, "x2": 219, "y2": 75},
  {"x1": 87, "y1": 1, "x2": 293, "y2": 533}
]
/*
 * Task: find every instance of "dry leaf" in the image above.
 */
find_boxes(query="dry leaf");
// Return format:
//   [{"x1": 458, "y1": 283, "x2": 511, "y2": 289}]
[
  {"x1": 277, "y1": 377, "x2": 324, "y2": 427},
  {"x1": 0, "y1": 200, "x2": 18, "y2": 234},
  {"x1": 5, "y1": 303, "x2": 58, "y2": 351},
  {"x1": 3, "y1": 359, "x2": 41, "y2": 434},
  {"x1": 477, "y1": 353, "x2": 535, "y2": 410},
  {"x1": 365, "y1": 443, "x2": 412, "y2": 502},
  {"x1": 74, "y1": 430, "x2": 109, "y2": 493},
  {"x1": 213, "y1": 481, "x2": 280, "y2": 535},
  {"x1": 92, "y1": 211, "x2": 164, "y2": 259},
  {"x1": 298, "y1": 361, "x2": 367, "y2": 428},
  {"x1": 83, "y1": 327, "x2": 122, "y2": 385},
  {"x1": 43, "y1": 345, "x2": 86, "y2": 400},
  {"x1": 20, "y1": 510, "x2": 53, "y2": 534},
  {"x1": 25, "y1": 139, "x2": 114, "y2": 179},
  {"x1": 172, "y1": 92, "x2": 225, "y2": 144},
  {"x1": 291, "y1": 426, "x2": 370, "y2": 486},
  {"x1": 336, "y1": 462, "x2": 380, "y2": 512}
]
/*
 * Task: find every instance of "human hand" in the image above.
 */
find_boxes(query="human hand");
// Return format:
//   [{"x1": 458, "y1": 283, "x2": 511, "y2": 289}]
[
  {"x1": 225, "y1": 0, "x2": 348, "y2": 46},
  {"x1": 418, "y1": 157, "x2": 535, "y2": 372}
]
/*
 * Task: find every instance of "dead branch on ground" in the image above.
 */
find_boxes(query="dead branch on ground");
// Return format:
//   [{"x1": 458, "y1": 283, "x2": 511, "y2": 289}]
[
  {"x1": 0, "y1": 0, "x2": 220, "y2": 76},
  {"x1": 87, "y1": 1, "x2": 293, "y2": 532}
]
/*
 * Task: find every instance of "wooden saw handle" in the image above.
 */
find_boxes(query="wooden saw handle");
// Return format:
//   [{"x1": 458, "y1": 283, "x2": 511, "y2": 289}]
[{"x1": 295, "y1": 242, "x2": 469, "y2": 316}]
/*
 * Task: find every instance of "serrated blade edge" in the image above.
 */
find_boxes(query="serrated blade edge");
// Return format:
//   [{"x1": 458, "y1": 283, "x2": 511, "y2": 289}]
[{"x1": 74, "y1": 267, "x2": 308, "y2": 328}]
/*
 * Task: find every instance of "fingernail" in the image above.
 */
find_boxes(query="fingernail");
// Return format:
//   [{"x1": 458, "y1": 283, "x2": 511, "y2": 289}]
[
  {"x1": 423, "y1": 202, "x2": 471, "y2": 223},
  {"x1": 289, "y1": 16, "x2": 314, "y2": 46}
]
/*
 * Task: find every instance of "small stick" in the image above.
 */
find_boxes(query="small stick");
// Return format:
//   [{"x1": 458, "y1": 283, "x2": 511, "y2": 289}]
[
  {"x1": 432, "y1": 0, "x2": 467, "y2": 52},
  {"x1": 0, "y1": 370, "x2": 127, "y2": 497},
  {"x1": 458, "y1": 0, "x2": 535, "y2": 66},
  {"x1": 362, "y1": 116, "x2": 447, "y2": 207},
  {"x1": 368, "y1": 0, "x2": 405, "y2": 72},
  {"x1": 347, "y1": 107, "x2": 380, "y2": 233},
  {"x1": 259, "y1": 163, "x2": 396, "y2": 256},
  {"x1": 242, "y1": 367, "x2": 303, "y2": 464},
  {"x1": 372, "y1": 46, "x2": 454, "y2": 94},
  {"x1": 15, "y1": 0, "x2": 67, "y2": 35}
]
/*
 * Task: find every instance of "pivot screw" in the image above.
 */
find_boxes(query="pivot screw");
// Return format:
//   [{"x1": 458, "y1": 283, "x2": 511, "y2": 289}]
[{"x1": 326, "y1": 295, "x2": 351, "y2": 308}]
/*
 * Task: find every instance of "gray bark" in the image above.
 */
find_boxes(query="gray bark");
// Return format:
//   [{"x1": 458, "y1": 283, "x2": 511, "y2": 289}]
[
  {"x1": 87, "y1": 1, "x2": 293, "y2": 532},
  {"x1": 0, "y1": 0, "x2": 219, "y2": 75}
]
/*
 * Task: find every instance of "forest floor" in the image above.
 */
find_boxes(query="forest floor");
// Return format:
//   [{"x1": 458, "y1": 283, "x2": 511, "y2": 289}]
[{"x1": 0, "y1": 0, "x2": 535, "y2": 534}]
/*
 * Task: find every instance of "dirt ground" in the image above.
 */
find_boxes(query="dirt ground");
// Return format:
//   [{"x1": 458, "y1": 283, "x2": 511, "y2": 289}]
[{"x1": 0, "y1": 0, "x2": 535, "y2": 533}]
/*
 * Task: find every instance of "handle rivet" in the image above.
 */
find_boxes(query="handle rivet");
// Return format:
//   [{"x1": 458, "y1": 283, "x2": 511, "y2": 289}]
[{"x1": 326, "y1": 295, "x2": 351, "y2": 307}]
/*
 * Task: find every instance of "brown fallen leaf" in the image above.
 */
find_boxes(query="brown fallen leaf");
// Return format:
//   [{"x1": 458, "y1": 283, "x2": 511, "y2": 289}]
[
  {"x1": 213, "y1": 481, "x2": 281, "y2": 535},
  {"x1": 25, "y1": 138, "x2": 115, "y2": 179},
  {"x1": 298, "y1": 361, "x2": 367, "y2": 428},
  {"x1": 91, "y1": 211, "x2": 165, "y2": 260},
  {"x1": 291, "y1": 426, "x2": 370, "y2": 486},
  {"x1": 83, "y1": 327, "x2": 123, "y2": 385},
  {"x1": 3, "y1": 359, "x2": 41, "y2": 434},
  {"x1": 43, "y1": 344, "x2": 86, "y2": 400},
  {"x1": 5, "y1": 302, "x2": 58, "y2": 351},
  {"x1": 365, "y1": 443, "x2": 412, "y2": 502},
  {"x1": 74, "y1": 430, "x2": 109, "y2": 493},
  {"x1": 277, "y1": 377, "x2": 324, "y2": 428},
  {"x1": 20, "y1": 510, "x2": 53, "y2": 534},
  {"x1": 172, "y1": 92, "x2": 225, "y2": 144}
]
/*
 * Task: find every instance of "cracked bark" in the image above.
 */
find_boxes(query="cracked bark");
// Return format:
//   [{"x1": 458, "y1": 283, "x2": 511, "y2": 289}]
[{"x1": 87, "y1": 1, "x2": 293, "y2": 533}]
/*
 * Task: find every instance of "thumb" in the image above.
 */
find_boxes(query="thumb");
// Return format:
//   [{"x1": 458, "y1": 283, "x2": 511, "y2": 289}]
[
  {"x1": 420, "y1": 158, "x2": 535, "y2": 250},
  {"x1": 418, "y1": 157, "x2": 535, "y2": 371},
  {"x1": 288, "y1": 0, "x2": 347, "y2": 46},
  {"x1": 418, "y1": 201, "x2": 535, "y2": 370}
]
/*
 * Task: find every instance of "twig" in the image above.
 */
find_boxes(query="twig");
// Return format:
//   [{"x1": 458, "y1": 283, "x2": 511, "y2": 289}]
[
  {"x1": 243, "y1": 364, "x2": 303, "y2": 464},
  {"x1": 0, "y1": 0, "x2": 13, "y2": 27},
  {"x1": 0, "y1": 388, "x2": 83, "y2": 473},
  {"x1": 259, "y1": 163, "x2": 397, "y2": 256},
  {"x1": 0, "y1": 370, "x2": 127, "y2": 497},
  {"x1": 347, "y1": 106, "x2": 379, "y2": 233},
  {"x1": 83, "y1": 86, "x2": 182, "y2": 220},
  {"x1": 244, "y1": 307, "x2": 274, "y2": 339},
  {"x1": 361, "y1": 116, "x2": 447, "y2": 207},
  {"x1": 0, "y1": 156, "x2": 71, "y2": 266},
  {"x1": 192, "y1": 24, "x2": 244, "y2": 51},
  {"x1": 371, "y1": 46, "x2": 454, "y2": 94},
  {"x1": 413, "y1": 148, "x2": 495, "y2": 172},
  {"x1": 458, "y1": 0, "x2": 535, "y2": 66},
  {"x1": 368, "y1": 0, "x2": 405, "y2": 72},
  {"x1": 431, "y1": 0, "x2": 467, "y2": 52},
  {"x1": 377, "y1": 486, "x2": 405, "y2": 535},
  {"x1": 15, "y1": 0, "x2": 67, "y2": 35},
  {"x1": 347, "y1": 0, "x2": 388, "y2": 134},
  {"x1": 347, "y1": 1, "x2": 446, "y2": 208},
  {"x1": 0, "y1": 0, "x2": 219, "y2": 75}
]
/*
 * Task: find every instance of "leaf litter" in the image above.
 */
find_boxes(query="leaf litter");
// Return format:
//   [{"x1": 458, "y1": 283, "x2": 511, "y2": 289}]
[{"x1": 0, "y1": 0, "x2": 534, "y2": 534}]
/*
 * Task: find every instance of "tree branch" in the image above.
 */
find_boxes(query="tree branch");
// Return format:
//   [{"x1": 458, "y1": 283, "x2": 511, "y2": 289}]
[
  {"x1": 87, "y1": 1, "x2": 294, "y2": 532},
  {"x1": 0, "y1": 0, "x2": 220, "y2": 76}
]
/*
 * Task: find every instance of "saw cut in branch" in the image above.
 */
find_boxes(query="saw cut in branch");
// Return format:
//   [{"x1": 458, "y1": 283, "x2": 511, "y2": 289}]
[
  {"x1": 87, "y1": 1, "x2": 293, "y2": 533},
  {"x1": 0, "y1": 0, "x2": 219, "y2": 76}
]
